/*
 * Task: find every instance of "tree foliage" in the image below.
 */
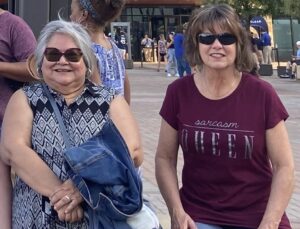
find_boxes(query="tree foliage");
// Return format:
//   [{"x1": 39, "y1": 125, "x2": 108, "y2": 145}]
[
  {"x1": 200, "y1": 0, "x2": 284, "y2": 26},
  {"x1": 201, "y1": 0, "x2": 300, "y2": 19},
  {"x1": 280, "y1": 0, "x2": 300, "y2": 18}
]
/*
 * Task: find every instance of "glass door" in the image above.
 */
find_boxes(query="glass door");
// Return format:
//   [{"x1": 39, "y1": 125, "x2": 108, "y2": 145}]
[
  {"x1": 151, "y1": 16, "x2": 165, "y2": 41},
  {"x1": 165, "y1": 16, "x2": 180, "y2": 34}
]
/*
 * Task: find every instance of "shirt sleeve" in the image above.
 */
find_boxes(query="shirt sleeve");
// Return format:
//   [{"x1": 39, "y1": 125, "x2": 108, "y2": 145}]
[
  {"x1": 159, "y1": 83, "x2": 179, "y2": 130},
  {"x1": 264, "y1": 83, "x2": 289, "y2": 130},
  {"x1": 11, "y1": 16, "x2": 36, "y2": 61}
]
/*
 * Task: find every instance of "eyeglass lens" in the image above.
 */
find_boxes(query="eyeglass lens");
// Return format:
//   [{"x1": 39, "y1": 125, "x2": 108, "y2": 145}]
[
  {"x1": 198, "y1": 33, "x2": 237, "y2": 45},
  {"x1": 44, "y1": 48, "x2": 83, "y2": 62}
]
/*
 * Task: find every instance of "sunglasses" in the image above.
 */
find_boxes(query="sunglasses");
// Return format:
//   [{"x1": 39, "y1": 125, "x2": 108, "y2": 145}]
[
  {"x1": 44, "y1": 48, "x2": 83, "y2": 62},
  {"x1": 197, "y1": 33, "x2": 237, "y2": 45}
]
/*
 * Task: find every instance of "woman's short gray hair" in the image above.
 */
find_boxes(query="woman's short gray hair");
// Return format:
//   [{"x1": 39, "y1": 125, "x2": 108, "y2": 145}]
[{"x1": 35, "y1": 19, "x2": 95, "y2": 77}]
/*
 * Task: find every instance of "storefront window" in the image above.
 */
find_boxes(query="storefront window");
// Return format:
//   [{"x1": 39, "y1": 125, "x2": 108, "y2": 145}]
[
  {"x1": 121, "y1": 6, "x2": 193, "y2": 60},
  {"x1": 273, "y1": 18, "x2": 300, "y2": 61}
]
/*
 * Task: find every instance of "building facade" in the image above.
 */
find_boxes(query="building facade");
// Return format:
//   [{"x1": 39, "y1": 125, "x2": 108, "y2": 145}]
[
  {"x1": 4, "y1": 0, "x2": 300, "y2": 62},
  {"x1": 120, "y1": 0, "x2": 200, "y2": 60}
]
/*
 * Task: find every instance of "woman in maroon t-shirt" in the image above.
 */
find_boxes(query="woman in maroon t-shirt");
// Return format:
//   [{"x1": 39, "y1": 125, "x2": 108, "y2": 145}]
[{"x1": 155, "y1": 4, "x2": 294, "y2": 229}]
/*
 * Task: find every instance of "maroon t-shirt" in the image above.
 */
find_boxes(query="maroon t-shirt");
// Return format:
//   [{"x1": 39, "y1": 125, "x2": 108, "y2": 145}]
[
  {"x1": 160, "y1": 73, "x2": 291, "y2": 228},
  {"x1": 0, "y1": 11, "x2": 36, "y2": 126}
]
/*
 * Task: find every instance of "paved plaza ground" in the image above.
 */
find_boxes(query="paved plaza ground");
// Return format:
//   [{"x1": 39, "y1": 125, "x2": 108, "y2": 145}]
[{"x1": 127, "y1": 62, "x2": 300, "y2": 229}]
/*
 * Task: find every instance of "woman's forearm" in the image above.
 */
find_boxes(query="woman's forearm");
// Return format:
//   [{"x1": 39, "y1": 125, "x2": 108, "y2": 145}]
[
  {"x1": 3, "y1": 145, "x2": 62, "y2": 198},
  {"x1": 0, "y1": 160, "x2": 12, "y2": 229},
  {"x1": 259, "y1": 166, "x2": 294, "y2": 228},
  {"x1": 155, "y1": 156, "x2": 184, "y2": 216}
]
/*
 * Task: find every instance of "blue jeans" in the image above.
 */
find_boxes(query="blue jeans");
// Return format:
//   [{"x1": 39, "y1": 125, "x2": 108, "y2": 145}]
[
  {"x1": 196, "y1": 223, "x2": 222, "y2": 229},
  {"x1": 167, "y1": 48, "x2": 178, "y2": 75},
  {"x1": 196, "y1": 222, "x2": 252, "y2": 229},
  {"x1": 176, "y1": 56, "x2": 191, "y2": 77}
]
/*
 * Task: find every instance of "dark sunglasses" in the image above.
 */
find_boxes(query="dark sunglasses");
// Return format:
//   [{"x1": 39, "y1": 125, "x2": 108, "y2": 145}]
[
  {"x1": 197, "y1": 33, "x2": 237, "y2": 45},
  {"x1": 44, "y1": 48, "x2": 83, "y2": 62}
]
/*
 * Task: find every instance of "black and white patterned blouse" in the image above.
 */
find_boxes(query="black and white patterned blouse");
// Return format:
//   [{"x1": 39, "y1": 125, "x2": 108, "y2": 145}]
[{"x1": 12, "y1": 81, "x2": 115, "y2": 229}]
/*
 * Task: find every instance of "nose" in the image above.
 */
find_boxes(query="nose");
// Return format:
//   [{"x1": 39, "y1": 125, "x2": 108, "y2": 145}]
[
  {"x1": 211, "y1": 38, "x2": 223, "y2": 47},
  {"x1": 57, "y1": 54, "x2": 68, "y2": 63}
]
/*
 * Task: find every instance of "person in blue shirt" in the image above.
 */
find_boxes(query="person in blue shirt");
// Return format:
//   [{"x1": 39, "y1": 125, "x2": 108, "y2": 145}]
[
  {"x1": 261, "y1": 31, "x2": 272, "y2": 64},
  {"x1": 173, "y1": 23, "x2": 191, "y2": 77}
]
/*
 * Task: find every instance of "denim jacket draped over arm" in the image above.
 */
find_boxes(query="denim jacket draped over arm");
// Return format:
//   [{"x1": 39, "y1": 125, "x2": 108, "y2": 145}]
[{"x1": 64, "y1": 120, "x2": 143, "y2": 229}]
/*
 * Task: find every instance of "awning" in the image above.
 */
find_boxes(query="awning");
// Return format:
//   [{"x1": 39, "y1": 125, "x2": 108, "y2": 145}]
[{"x1": 250, "y1": 16, "x2": 268, "y2": 33}]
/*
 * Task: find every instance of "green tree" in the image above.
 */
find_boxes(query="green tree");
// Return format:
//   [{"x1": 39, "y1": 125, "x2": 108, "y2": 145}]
[
  {"x1": 201, "y1": 0, "x2": 284, "y2": 28},
  {"x1": 280, "y1": 0, "x2": 300, "y2": 18}
]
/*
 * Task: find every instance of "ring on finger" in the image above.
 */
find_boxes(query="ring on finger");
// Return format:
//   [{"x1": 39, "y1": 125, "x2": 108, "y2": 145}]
[{"x1": 64, "y1": 195, "x2": 71, "y2": 202}]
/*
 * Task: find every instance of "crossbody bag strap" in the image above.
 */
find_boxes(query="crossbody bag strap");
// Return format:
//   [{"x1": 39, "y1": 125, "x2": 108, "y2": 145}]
[{"x1": 42, "y1": 83, "x2": 72, "y2": 149}]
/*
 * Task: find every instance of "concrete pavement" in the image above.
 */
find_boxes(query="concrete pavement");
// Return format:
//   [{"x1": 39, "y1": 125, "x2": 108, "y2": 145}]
[{"x1": 127, "y1": 62, "x2": 300, "y2": 229}]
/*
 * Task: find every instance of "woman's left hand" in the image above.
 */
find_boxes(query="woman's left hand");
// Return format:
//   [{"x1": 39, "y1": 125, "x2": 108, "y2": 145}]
[{"x1": 50, "y1": 179, "x2": 83, "y2": 214}]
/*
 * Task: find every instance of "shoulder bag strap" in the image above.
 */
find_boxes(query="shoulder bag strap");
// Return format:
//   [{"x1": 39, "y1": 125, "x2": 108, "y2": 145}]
[{"x1": 42, "y1": 83, "x2": 72, "y2": 149}]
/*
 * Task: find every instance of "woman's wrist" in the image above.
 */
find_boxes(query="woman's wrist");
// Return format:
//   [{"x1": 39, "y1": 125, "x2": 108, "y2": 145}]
[{"x1": 259, "y1": 218, "x2": 280, "y2": 229}]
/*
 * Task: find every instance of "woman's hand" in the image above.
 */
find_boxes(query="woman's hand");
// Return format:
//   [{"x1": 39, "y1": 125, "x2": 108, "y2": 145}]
[
  {"x1": 171, "y1": 208, "x2": 197, "y2": 229},
  {"x1": 56, "y1": 204, "x2": 84, "y2": 223},
  {"x1": 50, "y1": 179, "x2": 83, "y2": 214}
]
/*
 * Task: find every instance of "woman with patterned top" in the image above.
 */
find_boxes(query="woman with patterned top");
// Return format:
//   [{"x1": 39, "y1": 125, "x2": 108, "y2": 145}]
[
  {"x1": 70, "y1": 0, "x2": 131, "y2": 104},
  {"x1": 155, "y1": 4, "x2": 294, "y2": 229},
  {"x1": 157, "y1": 34, "x2": 167, "y2": 72},
  {"x1": 0, "y1": 19, "x2": 143, "y2": 228}
]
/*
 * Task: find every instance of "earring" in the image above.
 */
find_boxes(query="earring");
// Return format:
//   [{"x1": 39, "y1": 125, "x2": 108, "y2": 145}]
[
  {"x1": 37, "y1": 67, "x2": 44, "y2": 79},
  {"x1": 86, "y1": 68, "x2": 92, "y2": 79}
]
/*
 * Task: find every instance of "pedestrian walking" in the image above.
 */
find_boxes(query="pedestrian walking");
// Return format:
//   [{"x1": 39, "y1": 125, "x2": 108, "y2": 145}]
[
  {"x1": 166, "y1": 32, "x2": 179, "y2": 77},
  {"x1": 157, "y1": 34, "x2": 167, "y2": 72},
  {"x1": 174, "y1": 23, "x2": 191, "y2": 77}
]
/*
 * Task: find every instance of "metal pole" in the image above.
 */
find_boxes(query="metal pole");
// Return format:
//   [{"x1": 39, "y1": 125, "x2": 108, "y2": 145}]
[
  {"x1": 290, "y1": 16, "x2": 295, "y2": 55},
  {"x1": 152, "y1": 42, "x2": 155, "y2": 62},
  {"x1": 141, "y1": 49, "x2": 144, "y2": 68}
]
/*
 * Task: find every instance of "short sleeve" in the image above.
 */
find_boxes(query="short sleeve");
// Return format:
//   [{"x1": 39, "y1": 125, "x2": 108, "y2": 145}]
[
  {"x1": 264, "y1": 84, "x2": 289, "y2": 129},
  {"x1": 11, "y1": 16, "x2": 36, "y2": 61},
  {"x1": 159, "y1": 84, "x2": 178, "y2": 130}
]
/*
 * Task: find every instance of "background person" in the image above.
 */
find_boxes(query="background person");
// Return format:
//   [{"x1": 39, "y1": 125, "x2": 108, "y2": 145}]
[
  {"x1": 141, "y1": 34, "x2": 153, "y2": 62},
  {"x1": 166, "y1": 32, "x2": 179, "y2": 77},
  {"x1": 0, "y1": 7, "x2": 36, "y2": 228},
  {"x1": 174, "y1": 23, "x2": 191, "y2": 77},
  {"x1": 157, "y1": 34, "x2": 167, "y2": 72},
  {"x1": 155, "y1": 4, "x2": 294, "y2": 229},
  {"x1": 261, "y1": 31, "x2": 272, "y2": 64},
  {"x1": 70, "y1": 0, "x2": 131, "y2": 104},
  {"x1": 284, "y1": 40, "x2": 300, "y2": 79},
  {"x1": 0, "y1": 19, "x2": 143, "y2": 228},
  {"x1": 0, "y1": 7, "x2": 36, "y2": 131},
  {"x1": 115, "y1": 27, "x2": 128, "y2": 60}
]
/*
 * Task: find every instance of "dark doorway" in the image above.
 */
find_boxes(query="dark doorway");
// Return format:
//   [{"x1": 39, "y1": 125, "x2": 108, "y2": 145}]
[{"x1": 151, "y1": 16, "x2": 165, "y2": 41}]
